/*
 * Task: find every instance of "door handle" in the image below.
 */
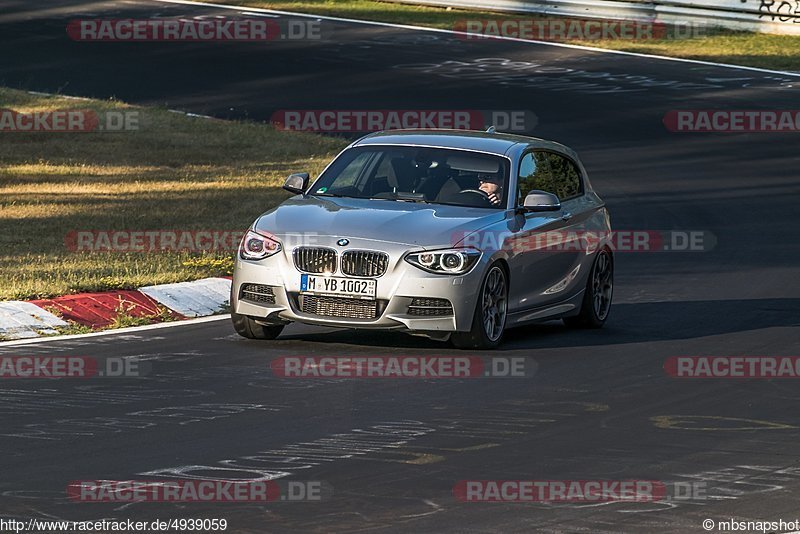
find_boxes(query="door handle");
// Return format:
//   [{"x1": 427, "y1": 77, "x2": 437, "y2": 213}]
[{"x1": 561, "y1": 212, "x2": 573, "y2": 221}]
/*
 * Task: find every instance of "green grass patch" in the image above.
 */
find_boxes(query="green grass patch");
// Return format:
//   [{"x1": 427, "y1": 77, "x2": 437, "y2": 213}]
[
  {"x1": 0, "y1": 87, "x2": 346, "y2": 300},
  {"x1": 38, "y1": 301, "x2": 180, "y2": 337},
  {"x1": 200, "y1": 0, "x2": 800, "y2": 72},
  {"x1": 107, "y1": 302, "x2": 177, "y2": 329}
]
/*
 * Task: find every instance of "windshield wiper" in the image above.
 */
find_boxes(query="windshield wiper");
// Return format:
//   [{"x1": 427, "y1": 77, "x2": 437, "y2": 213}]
[{"x1": 369, "y1": 193, "x2": 429, "y2": 203}]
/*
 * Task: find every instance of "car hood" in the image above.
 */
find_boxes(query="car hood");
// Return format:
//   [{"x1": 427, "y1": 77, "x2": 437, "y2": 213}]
[{"x1": 254, "y1": 195, "x2": 508, "y2": 248}]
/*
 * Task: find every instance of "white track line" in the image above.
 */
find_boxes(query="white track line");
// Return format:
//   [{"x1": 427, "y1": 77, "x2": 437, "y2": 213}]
[
  {"x1": 155, "y1": 0, "x2": 800, "y2": 78},
  {"x1": 0, "y1": 314, "x2": 230, "y2": 347},
  {"x1": 27, "y1": 91, "x2": 92, "y2": 100},
  {"x1": 28, "y1": 91, "x2": 218, "y2": 120}
]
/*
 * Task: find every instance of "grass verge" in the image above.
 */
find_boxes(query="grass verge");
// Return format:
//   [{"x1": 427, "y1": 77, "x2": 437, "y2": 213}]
[
  {"x1": 0, "y1": 87, "x2": 346, "y2": 301},
  {"x1": 41, "y1": 302, "x2": 180, "y2": 337},
  {"x1": 198, "y1": 0, "x2": 800, "y2": 72}
]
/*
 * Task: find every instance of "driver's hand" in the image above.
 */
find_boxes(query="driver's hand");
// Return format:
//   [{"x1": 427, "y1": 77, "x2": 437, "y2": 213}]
[{"x1": 486, "y1": 192, "x2": 500, "y2": 205}]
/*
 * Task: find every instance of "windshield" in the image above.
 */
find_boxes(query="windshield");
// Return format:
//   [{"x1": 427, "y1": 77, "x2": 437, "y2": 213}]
[{"x1": 310, "y1": 145, "x2": 510, "y2": 209}]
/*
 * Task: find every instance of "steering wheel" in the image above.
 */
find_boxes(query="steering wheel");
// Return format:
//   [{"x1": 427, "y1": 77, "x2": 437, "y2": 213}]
[{"x1": 457, "y1": 189, "x2": 493, "y2": 207}]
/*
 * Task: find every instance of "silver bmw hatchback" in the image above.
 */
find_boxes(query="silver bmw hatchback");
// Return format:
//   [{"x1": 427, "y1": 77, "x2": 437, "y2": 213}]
[{"x1": 231, "y1": 129, "x2": 613, "y2": 349}]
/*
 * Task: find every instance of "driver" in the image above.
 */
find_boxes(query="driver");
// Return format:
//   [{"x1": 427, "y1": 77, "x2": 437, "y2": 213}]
[{"x1": 477, "y1": 174, "x2": 503, "y2": 206}]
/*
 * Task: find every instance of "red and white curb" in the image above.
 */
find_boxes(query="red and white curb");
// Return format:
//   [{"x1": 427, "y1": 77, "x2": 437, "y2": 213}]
[
  {"x1": 139, "y1": 278, "x2": 231, "y2": 317},
  {"x1": 0, "y1": 301, "x2": 68, "y2": 339},
  {"x1": 0, "y1": 277, "x2": 231, "y2": 340}
]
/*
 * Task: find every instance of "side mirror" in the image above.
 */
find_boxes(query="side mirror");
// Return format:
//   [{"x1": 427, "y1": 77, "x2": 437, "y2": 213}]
[
  {"x1": 283, "y1": 172, "x2": 309, "y2": 195},
  {"x1": 522, "y1": 191, "x2": 561, "y2": 212}
]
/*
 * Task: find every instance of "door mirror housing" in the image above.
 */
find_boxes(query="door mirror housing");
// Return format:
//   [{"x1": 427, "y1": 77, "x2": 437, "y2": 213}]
[
  {"x1": 522, "y1": 191, "x2": 561, "y2": 212},
  {"x1": 283, "y1": 173, "x2": 310, "y2": 195}
]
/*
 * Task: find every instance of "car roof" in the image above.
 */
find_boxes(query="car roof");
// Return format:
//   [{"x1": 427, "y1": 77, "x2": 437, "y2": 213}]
[{"x1": 352, "y1": 129, "x2": 575, "y2": 158}]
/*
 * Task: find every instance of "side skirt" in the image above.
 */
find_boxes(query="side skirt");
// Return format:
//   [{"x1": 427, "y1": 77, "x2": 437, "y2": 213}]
[{"x1": 506, "y1": 290, "x2": 585, "y2": 327}]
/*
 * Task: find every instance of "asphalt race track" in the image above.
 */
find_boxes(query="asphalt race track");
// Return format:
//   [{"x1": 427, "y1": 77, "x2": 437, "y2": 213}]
[{"x1": 1, "y1": 1, "x2": 800, "y2": 532}]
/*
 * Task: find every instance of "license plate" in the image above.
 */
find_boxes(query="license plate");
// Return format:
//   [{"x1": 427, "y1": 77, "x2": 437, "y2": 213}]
[{"x1": 300, "y1": 274, "x2": 376, "y2": 300}]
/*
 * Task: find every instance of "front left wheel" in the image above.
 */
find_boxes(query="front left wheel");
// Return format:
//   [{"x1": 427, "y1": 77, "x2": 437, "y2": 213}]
[
  {"x1": 231, "y1": 311, "x2": 285, "y2": 340},
  {"x1": 451, "y1": 263, "x2": 508, "y2": 350}
]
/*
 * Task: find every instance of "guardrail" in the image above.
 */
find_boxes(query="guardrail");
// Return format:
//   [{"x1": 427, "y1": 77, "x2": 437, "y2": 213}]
[{"x1": 385, "y1": 0, "x2": 800, "y2": 34}]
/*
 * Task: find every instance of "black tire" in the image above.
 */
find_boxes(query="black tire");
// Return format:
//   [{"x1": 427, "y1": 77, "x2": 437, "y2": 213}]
[
  {"x1": 451, "y1": 263, "x2": 508, "y2": 350},
  {"x1": 563, "y1": 248, "x2": 613, "y2": 329},
  {"x1": 231, "y1": 311, "x2": 285, "y2": 340}
]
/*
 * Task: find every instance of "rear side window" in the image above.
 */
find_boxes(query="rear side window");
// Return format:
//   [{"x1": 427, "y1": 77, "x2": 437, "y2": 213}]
[
  {"x1": 516, "y1": 152, "x2": 554, "y2": 204},
  {"x1": 517, "y1": 151, "x2": 583, "y2": 204},
  {"x1": 544, "y1": 153, "x2": 583, "y2": 201}
]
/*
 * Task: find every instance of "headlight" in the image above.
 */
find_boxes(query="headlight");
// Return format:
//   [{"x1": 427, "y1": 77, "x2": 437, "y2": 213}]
[
  {"x1": 240, "y1": 230, "x2": 281, "y2": 260},
  {"x1": 405, "y1": 248, "x2": 481, "y2": 275}
]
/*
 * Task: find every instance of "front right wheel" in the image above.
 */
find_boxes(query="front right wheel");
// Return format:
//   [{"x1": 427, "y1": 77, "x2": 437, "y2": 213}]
[
  {"x1": 451, "y1": 263, "x2": 508, "y2": 350},
  {"x1": 231, "y1": 311, "x2": 285, "y2": 340},
  {"x1": 563, "y1": 247, "x2": 613, "y2": 329}
]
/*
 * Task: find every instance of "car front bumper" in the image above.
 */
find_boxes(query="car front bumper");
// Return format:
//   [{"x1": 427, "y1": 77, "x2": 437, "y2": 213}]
[{"x1": 231, "y1": 236, "x2": 485, "y2": 333}]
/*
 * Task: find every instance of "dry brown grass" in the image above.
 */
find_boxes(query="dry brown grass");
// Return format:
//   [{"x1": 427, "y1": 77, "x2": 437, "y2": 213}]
[{"x1": 0, "y1": 88, "x2": 346, "y2": 300}]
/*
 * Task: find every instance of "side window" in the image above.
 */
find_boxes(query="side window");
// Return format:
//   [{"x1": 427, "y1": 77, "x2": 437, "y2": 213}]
[
  {"x1": 541, "y1": 153, "x2": 583, "y2": 201},
  {"x1": 516, "y1": 151, "x2": 555, "y2": 205}
]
